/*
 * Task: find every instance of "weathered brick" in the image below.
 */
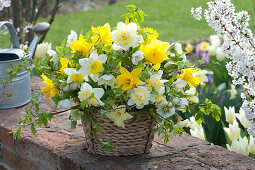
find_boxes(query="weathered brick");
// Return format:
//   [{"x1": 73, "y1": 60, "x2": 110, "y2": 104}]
[
  {"x1": 146, "y1": 156, "x2": 208, "y2": 170},
  {"x1": 2, "y1": 147, "x2": 39, "y2": 170},
  {"x1": 183, "y1": 144, "x2": 255, "y2": 169},
  {"x1": 16, "y1": 129, "x2": 85, "y2": 170},
  {"x1": 0, "y1": 127, "x2": 15, "y2": 149},
  {"x1": 62, "y1": 149, "x2": 143, "y2": 170},
  {"x1": 154, "y1": 132, "x2": 210, "y2": 150}
]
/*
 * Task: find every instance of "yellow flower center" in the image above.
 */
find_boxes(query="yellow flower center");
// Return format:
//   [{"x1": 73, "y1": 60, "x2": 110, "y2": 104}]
[
  {"x1": 79, "y1": 91, "x2": 92, "y2": 100},
  {"x1": 90, "y1": 61, "x2": 103, "y2": 74},
  {"x1": 134, "y1": 92, "x2": 146, "y2": 103},
  {"x1": 117, "y1": 31, "x2": 132, "y2": 46},
  {"x1": 70, "y1": 73, "x2": 83, "y2": 82},
  {"x1": 163, "y1": 107, "x2": 170, "y2": 113},
  {"x1": 116, "y1": 111, "x2": 122, "y2": 117}
]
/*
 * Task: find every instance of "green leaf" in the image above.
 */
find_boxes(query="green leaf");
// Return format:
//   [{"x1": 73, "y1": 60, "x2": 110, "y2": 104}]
[
  {"x1": 137, "y1": 10, "x2": 144, "y2": 23},
  {"x1": 100, "y1": 139, "x2": 116, "y2": 150},
  {"x1": 121, "y1": 13, "x2": 133, "y2": 19},
  {"x1": 31, "y1": 123, "x2": 37, "y2": 135},
  {"x1": 126, "y1": 5, "x2": 137, "y2": 11}
]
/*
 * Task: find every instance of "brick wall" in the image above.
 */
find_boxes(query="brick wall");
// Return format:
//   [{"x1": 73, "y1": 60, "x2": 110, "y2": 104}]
[{"x1": 0, "y1": 77, "x2": 255, "y2": 170}]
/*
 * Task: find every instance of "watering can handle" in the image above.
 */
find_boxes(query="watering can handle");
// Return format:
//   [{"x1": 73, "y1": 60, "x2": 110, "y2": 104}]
[{"x1": 0, "y1": 21, "x2": 20, "y2": 49}]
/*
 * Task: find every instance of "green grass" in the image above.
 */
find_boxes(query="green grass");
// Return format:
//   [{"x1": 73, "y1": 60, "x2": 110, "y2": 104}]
[{"x1": 0, "y1": 0, "x2": 254, "y2": 48}]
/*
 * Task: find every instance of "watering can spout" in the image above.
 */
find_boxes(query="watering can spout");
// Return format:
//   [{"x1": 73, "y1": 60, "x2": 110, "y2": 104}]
[{"x1": 28, "y1": 22, "x2": 50, "y2": 59}]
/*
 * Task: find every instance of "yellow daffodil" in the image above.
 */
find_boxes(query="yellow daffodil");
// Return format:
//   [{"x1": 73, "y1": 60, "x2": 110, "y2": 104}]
[
  {"x1": 39, "y1": 75, "x2": 58, "y2": 101},
  {"x1": 116, "y1": 67, "x2": 142, "y2": 91},
  {"x1": 185, "y1": 43, "x2": 194, "y2": 53},
  {"x1": 178, "y1": 68, "x2": 200, "y2": 88},
  {"x1": 106, "y1": 106, "x2": 133, "y2": 127},
  {"x1": 91, "y1": 23, "x2": 113, "y2": 46},
  {"x1": 60, "y1": 58, "x2": 71, "y2": 73},
  {"x1": 200, "y1": 41, "x2": 209, "y2": 51},
  {"x1": 140, "y1": 38, "x2": 169, "y2": 70},
  {"x1": 69, "y1": 35, "x2": 93, "y2": 56},
  {"x1": 143, "y1": 27, "x2": 159, "y2": 44}
]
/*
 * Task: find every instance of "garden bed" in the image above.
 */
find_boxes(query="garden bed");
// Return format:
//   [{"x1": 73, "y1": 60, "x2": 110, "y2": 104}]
[{"x1": 0, "y1": 77, "x2": 254, "y2": 169}]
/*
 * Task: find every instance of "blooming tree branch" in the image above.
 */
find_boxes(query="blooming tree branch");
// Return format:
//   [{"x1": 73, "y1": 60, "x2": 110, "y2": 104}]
[{"x1": 191, "y1": 0, "x2": 255, "y2": 137}]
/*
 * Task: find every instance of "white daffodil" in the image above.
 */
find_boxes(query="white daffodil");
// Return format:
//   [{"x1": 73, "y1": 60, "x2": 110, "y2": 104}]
[
  {"x1": 249, "y1": 136, "x2": 255, "y2": 155},
  {"x1": 78, "y1": 82, "x2": 104, "y2": 107},
  {"x1": 227, "y1": 84, "x2": 237, "y2": 100},
  {"x1": 236, "y1": 108, "x2": 250, "y2": 129},
  {"x1": 98, "y1": 74, "x2": 116, "y2": 87},
  {"x1": 64, "y1": 68, "x2": 83, "y2": 84},
  {"x1": 190, "y1": 127, "x2": 206, "y2": 140},
  {"x1": 156, "y1": 101, "x2": 175, "y2": 119},
  {"x1": 66, "y1": 30, "x2": 78, "y2": 47},
  {"x1": 48, "y1": 49, "x2": 58, "y2": 64},
  {"x1": 128, "y1": 86, "x2": 154, "y2": 109},
  {"x1": 223, "y1": 120, "x2": 240, "y2": 141},
  {"x1": 172, "y1": 97, "x2": 188, "y2": 111},
  {"x1": 131, "y1": 51, "x2": 144, "y2": 65},
  {"x1": 155, "y1": 87, "x2": 167, "y2": 105},
  {"x1": 106, "y1": 106, "x2": 133, "y2": 128},
  {"x1": 112, "y1": 22, "x2": 143, "y2": 51},
  {"x1": 146, "y1": 70, "x2": 168, "y2": 91},
  {"x1": 34, "y1": 42, "x2": 51, "y2": 59},
  {"x1": 224, "y1": 106, "x2": 236, "y2": 124},
  {"x1": 185, "y1": 87, "x2": 199, "y2": 103},
  {"x1": 193, "y1": 69, "x2": 213, "y2": 87},
  {"x1": 227, "y1": 137, "x2": 249, "y2": 156},
  {"x1": 79, "y1": 51, "x2": 107, "y2": 82},
  {"x1": 172, "y1": 79, "x2": 187, "y2": 93},
  {"x1": 57, "y1": 99, "x2": 74, "y2": 109}
]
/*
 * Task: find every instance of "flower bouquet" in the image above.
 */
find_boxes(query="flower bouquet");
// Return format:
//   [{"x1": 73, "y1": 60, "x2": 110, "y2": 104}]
[{"x1": 13, "y1": 5, "x2": 221, "y2": 156}]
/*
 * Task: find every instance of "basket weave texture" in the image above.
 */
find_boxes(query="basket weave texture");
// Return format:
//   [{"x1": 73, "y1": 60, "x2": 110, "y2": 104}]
[{"x1": 82, "y1": 111, "x2": 156, "y2": 156}]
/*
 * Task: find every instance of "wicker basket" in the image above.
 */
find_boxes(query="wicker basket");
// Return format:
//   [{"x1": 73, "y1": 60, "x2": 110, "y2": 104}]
[{"x1": 82, "y1": 111, "x2": 156, "y2": 156}]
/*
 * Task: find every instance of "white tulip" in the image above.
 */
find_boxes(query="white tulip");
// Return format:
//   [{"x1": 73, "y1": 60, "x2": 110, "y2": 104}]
[
  {"x1": 224, "y1": 106, "x2": 236, "y2": 124},
  {"x1": 236, "y1": 108, "x2": 250, "y2": 129},
  {"x1": 215, "y1": 47, "x2": 225, "y2": 61},
  {"x1": 34, "y1": 42, "x2": 52, "y2": 59},
  {"x1": 226, "y1": 136, "x2": 249, "y2": 156},
  {"x1": 190, "y1": 127, "x2": 206, "y2": 140},
  {"x1": 223, "y1": 120, "x2": 240, "y2": 141},
  {"x1": 249, "y1": 136, "x2": 255, "y2": 155}
]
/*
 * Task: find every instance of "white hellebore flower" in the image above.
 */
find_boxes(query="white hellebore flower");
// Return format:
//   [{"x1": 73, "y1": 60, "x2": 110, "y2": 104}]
[
  {"x1": 236, "y1": 108, "x2": 250, "y2": 129},
  {"x1": 224, "y1": 106, "x2": 236, "y2": 124},
  {"x1": 156, "y1": 101, "x2": 175, "y2": 119},
  {"x1": 78, "y1": 82, "x2": 104, "y2": 107},
  {"x1": 169, "y1": 42, "x2": 183, "y2": 56},
  {"x1": 155, "y1": 87, "x2": 167, "y2": 105},
  {"x1": 226, "y1": 137, "x2": 249, "y2": 156},
  {"x1": 223, "y1": 120, "x2": 240, "y2": 141},
  {"x1": 98, "y1": 74, "x2": 116, "y2": 87},
  {"x1": 66, "y1": 30, "x2": 78, "y2": 47},
  {"x1": 57, "y1": 99, "x2": 74, "y2": 109},
  {"x1": 112, "y1": 22, "x2": 143, "y2": 51},
  {"x1": 190, "y1": 127, "x2": 206, "y2": 140},
  {"x1": 249, "y1": 136, "x2": 255, "y2": 155},
  {"x1": 147, "y1": 70, "x2": 168, "y2": 91},
  {"x1": 172, "y1": 97, "x2": 188, "y2": 111},
  {"x1": 34, "y1": 42, "x2": 52, "y2": 59},
  {"x1": 132, "y1": 51, "x2": 144, "y2": 65},
  {"x1": 79, "y1": 51, "x2": 107, "y2": 82},
  {"x1": 185, "y1": 87, "x2": 199, "y2": 103},
  {"x1": 128, "y1": 86, "x2": 155, "y2": 109},
  {"x1": 172, "y1": 79, "x2": 187, "y2": 94}
]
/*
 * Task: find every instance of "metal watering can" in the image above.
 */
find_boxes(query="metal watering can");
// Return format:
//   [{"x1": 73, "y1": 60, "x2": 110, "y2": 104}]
[{"x1": 0, "y1": 21, "x2": 50, "y2": 109}]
